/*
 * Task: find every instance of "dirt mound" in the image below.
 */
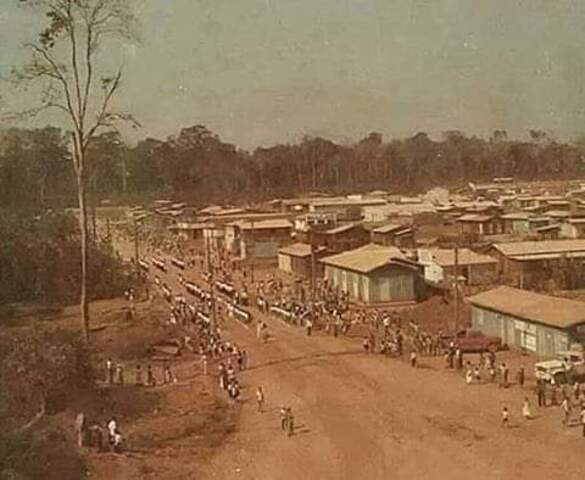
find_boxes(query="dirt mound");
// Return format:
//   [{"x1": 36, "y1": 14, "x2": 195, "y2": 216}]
[{"x1": 402, "y1": 295, "x2": 471, "y2": 333}]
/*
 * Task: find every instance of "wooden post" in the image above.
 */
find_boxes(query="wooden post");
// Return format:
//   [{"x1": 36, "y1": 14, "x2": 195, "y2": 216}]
[
  {"x1": 134, "y1": 218, "x2": 140, "y2": 268},
  {"x1": 454, "y1": 245, "x2": 460, "y2": 331},
  {"x1": 250, "y1": 220, "x2": 255, "y2": 283}
]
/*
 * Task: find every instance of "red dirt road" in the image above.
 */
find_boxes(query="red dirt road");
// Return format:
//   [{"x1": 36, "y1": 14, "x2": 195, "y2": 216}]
[{"x1": 120, "y1": 245, "x2": 585, "y2": 479}]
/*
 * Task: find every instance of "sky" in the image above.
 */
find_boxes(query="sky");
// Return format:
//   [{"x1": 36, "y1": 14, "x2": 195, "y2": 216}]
[{"x1": 2, "y1": 0, "x2": 585, "y2": 149}]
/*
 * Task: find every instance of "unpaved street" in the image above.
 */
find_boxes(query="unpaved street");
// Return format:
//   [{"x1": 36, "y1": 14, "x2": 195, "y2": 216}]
[{"x1": 123, "y1": 245, "x2": 585, "y2": 480}]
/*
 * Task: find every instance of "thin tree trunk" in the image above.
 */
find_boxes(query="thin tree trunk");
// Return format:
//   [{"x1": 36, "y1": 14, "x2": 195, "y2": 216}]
[{"x1": 76, "y1": 156, "x2": 90, "y2": 342}]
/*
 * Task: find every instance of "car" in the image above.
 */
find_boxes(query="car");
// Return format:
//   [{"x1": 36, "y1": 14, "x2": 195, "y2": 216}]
[
  {"x1": 534, "y1": 359, "x2": 570, "y2": 384},
  {"x1": 440, "y1": 329, "x2": 504, "y2": 353},
  {"x1": 535, "y1": 350, "x2": 585, "y2": 384}
]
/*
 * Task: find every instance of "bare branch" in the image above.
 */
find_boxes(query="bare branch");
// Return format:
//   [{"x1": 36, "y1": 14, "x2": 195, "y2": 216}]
[
  {"x1": 24, "y1": 43, "x2": 80, "y2": 132},
  {"x1": 83, "y1": 69, "x2": 122, "y2": 147}
]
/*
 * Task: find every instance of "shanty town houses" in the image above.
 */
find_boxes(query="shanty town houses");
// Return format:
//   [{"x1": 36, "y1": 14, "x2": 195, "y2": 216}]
[
  {"x1": 319, "y1": 244, "x2": 424, "y2": 304},
  {"x1": 467, "y1": 286, "x2": 585, "y2": 356},
  {"x1": 489, "y1": 239, "x2": 585, "y2": 289},
  {"x1": 417, "y1": 248, "x2": 498, "y2": 286}
]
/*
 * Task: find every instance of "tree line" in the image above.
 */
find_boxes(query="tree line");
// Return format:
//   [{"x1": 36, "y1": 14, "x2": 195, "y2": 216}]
[{"x1": 3, "y1": 125, "x2": 585, "y2": 209}]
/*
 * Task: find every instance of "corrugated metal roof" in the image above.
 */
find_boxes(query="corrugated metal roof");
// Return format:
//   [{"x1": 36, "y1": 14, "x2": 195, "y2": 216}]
[
  {"x1": 278, "y1": 243, "x2": 326, "y2": 258},
  {"x1": 320, "y1": 244, "x2": 406, "y2": 273},
  {"x1": 325, "y1": 223, "x2": 362, "y2": 235},
  {"x1": 457, "y1": 214, "x2": 493, "y2": 222},
  {"x1": 424, "y1": 248, "x2": 497, "y2": 267},
  {"x1": 237, "y1": 219, "x2": 292, "y2": 230},
  {"x1": 494, "y1": 239, "x2": 585, "y2": 257},
  {"x1": 467, "y1": 286, "x2": 585, "y2": 329},
  {"x1": 372, "y1": 223, "x2": 403, "y2": 234}
]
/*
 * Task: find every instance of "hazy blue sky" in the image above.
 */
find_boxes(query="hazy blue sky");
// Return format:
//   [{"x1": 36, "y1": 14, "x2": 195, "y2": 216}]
[{"x1": 2, "y1": 0, "x2": 585, "y2": 149}]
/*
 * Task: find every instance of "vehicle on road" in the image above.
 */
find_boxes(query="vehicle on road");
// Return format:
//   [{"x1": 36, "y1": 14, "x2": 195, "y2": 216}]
[
  {"x1": 534, "y1": 350, "x2": 585, "y2": 384},
  {"x1": 440, "y1": 329, "x2": 504, "y2": 353}
]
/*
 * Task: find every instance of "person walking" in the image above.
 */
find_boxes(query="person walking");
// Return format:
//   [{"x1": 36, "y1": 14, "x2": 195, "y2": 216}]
[
  {"x1": 517, "y1": 367, "x2": 525, "y2": 388},
  {"x1": 410, "y1": 350, "x2": 417, "y2": 368},
  {"x1": 561, "y1": 397, "x2": 571, "y2": 426},
  {"x1": 580, "y1": 406, "x2": 585, "y2": 437},
  {"x1": 201, "y1": 354, "x2": 208, "y2": 376},
  {"x1": 135, "y1": 365, "x2": 143, "y2": 386},
  {"x1": 536, "y1": 379, "x2": 546, "y2": 407},
  {"x1": 256, "y1": 386, "x2": 265, "y2": 413},
  {"x1": 501, "y1": 407, "x2": 509, "y2": 427},
  {"x1": 107, "y1": 417, "x2": 117, "y2": 446},
  {"x1": 116, "y1": 364, "x2": 124, "y2": 385},
  {"x1": 522, "y1": 398, "x2": 532, "y2": 420},
  {"x1": 280, "y1": 406, "x2": 288, "y2": 431},
  {"x1": 106, "y1": 358, "x2": 114, "y2": 384},
  {"x1": 147, "y1": 364, "x2": 156, "y2": 387},
  {"x1": 287, "y1": 408, "x2": 295, "y2": 437}
]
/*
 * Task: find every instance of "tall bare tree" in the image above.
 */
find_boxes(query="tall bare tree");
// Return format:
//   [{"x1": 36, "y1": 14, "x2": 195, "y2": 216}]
[{"x1": 9, "y1": 0, "x2": 139, "y2": 340}]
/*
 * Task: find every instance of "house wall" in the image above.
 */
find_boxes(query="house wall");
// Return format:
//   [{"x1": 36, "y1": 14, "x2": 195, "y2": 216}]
[
  {"x1": 241, "y1": 229, "x2": 292, "y2": 259},
  {"x1": 471, "y1": 306, "x2": 570, "y2": 356},
  {"x1": 278, "y1": 253, "x2": 293, "y2": 273},
  {"x1": 560, "y1": 223, "x2": 585, "y2": 239},
  {"x1": 224, "y1": 226, "x2": 239, "y2": 254},
  {"x1": 443, "y1": 263, "x2": 498, "y2": 286},
  {"x1": 324, "y1": 264, "x2": 417, "y2": 304},
  {"x1": 325, "y1": 229, "x2": 370, "y2": 253}
]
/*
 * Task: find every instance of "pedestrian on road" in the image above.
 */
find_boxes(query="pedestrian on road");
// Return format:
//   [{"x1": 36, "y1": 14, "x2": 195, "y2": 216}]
[
  {"x1": 536, "y1": 379, "x2": 546, "y2": 407},
  {"x1": 106, "y1": 358, "x2": 114, "y2": 384},
  {"x1": 580, "y1": 406, "x2": 585, "y2": 437},
  {"x1": 116, "y1": 364, "x2": 124, "y2": 385},
  {"x1": 306, "y1": 318, "x2": 313, "y2": 337},
  {"x1": 561, "y1": 397, "x2": 571, "y2": 426},
  {"x1": 473, "y1": 366, "x2": 481, "y2": 383},
  {"x1": 135, "y1": 365, "x2": 143, "y2": 386},
  {"x1": 501, "y1": 407, "x2": 509, "y2": 427},
  {"x1": 410, "y1": 350, "x2": 417, "y2": 368},
  {"x1": 280, "y1": 406, "x2": 288, "y2": 431},
  {"x1": 201, "y1": 354, "x2": 208, "y2": 376},
  {"x1": 256, "y1": 386, "x2": 265, "y2": 413},
  {"x1": 517, "y1": 367, "x2": 525, "y2": 388},
  {"x1": 522, "y1": 398, "x2": 532, "y2": 420},
  {"x1": 498, "y1": 363, "x2": 508, "y2": 388},
  {"x1": 465, "y1": 369, "x2": 473, "y2": 385},
  {"x1": 287, "y1": 408, "x2": 295, "y2": 437},
  {"x1": 147, "y1": 365, "x2": 156, "y2": 386}
]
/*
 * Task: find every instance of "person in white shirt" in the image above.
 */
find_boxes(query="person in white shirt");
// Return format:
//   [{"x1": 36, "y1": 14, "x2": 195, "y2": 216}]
[
  {"x1": 522, "y1": 398, "x2": 532, "y2": 420},
  {"x1": 107, "y1": 417, "x2": 117, "y2": 445},
  {"x1": 256, "y1": 386, "x2": 265, "y2": 413}
]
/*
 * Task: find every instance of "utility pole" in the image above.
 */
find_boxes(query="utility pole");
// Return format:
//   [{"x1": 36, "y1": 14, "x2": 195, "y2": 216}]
[
  {"x1": 249, "y1": 220, "x2": 255, "y2": 284},
  {"x1": 210, "y1": 259, "x2": 217, "y2": 329},
  {"x1": 310, "y1": 229, "x2": 316, "y2": 302},
  {"x1": 454, "y1": 244, "x2": 460, "y2": 332},
  {"x1": 134, "y1": 214, "x2": 146, "y2": 275}
]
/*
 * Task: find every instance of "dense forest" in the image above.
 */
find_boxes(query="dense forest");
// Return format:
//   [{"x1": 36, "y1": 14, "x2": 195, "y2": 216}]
[{"x1": 2, "y1": 125, "x2": 585, "y2": 209}]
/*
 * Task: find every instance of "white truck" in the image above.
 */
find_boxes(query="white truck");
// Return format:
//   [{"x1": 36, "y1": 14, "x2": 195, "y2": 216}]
[{"x1": 534, "y1": 350, "x2": 585, "y2": 384}]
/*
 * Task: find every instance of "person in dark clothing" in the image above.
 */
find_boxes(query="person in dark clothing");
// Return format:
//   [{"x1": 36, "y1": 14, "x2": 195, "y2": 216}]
[
  {"x1": 536, "y1": 379, "x2": 546, "y2": 407},
  {"x1": 517, "y1": 367, "x2": 525, "y2": 388}
]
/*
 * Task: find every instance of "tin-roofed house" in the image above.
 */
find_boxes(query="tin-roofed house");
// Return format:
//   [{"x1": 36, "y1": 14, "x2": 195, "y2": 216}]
[
  {"x1": 371, "y1": 224, "x2": 415, "y2": 248},
  {"x1": 320, "y1": 244, "x2": 424, "y2": 304},
  {"x1": 277, "y1": 243, "x2": 327, "y2": 277},
  {"x1": 227, "y1": 219, "x2": 293, "y2": 260},
  {"x1": 309, "y1": 223, "x2": 370, "y2": 254},
  {"x1": 457, "y1": 214, "x2": 502, "y2": 241},
  {"x1": 467, "y1": 286, "x2": 585, "y2": 356},
  {"x1": 490, "y1": 239, "x2": 585, "y2": 290},
  {"x1": 417, "y1": 248, "x2": 498, "y2": 286},
  {"x1": 560, "y1": 218, "x2": 585, "y2": 239}
]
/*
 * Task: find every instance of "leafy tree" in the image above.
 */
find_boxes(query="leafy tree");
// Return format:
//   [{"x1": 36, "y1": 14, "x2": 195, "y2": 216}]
[{"x1": 10, "y1": 0, "x2": 139, "y2": 340}]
